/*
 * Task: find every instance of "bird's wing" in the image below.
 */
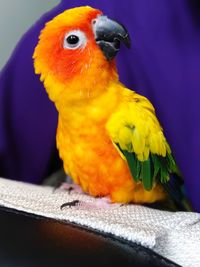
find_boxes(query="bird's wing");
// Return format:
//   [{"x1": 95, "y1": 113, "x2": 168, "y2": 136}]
[{"x1": 106, "y1": 89, "x2": 178, "y2": 191}]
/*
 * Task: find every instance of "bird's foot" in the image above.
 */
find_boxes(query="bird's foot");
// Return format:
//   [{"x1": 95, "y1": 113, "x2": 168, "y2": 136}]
[
  {"x1": 94, "y1": 196, "x2": 123, "y2": 208},
  {"x1": 60, "y1": 196, "x2": 123, "y2": 211},
  {"x1": 60, "y1": 182, "x2": 84, "y2": 195},
  {"x1": 76, "y1": 196, "x2": 122, "y2": 210}
]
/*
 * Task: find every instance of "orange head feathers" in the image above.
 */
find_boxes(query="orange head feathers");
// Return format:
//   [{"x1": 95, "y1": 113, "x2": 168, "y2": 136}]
[{"x1": 33, "y1": 6, "x2": 130, "y2": 102}]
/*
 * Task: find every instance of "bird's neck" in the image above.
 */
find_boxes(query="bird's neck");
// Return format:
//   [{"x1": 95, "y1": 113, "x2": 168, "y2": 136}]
[
  {"x1": 43, "y1": 60, "x2": 121, "y2": 128},
  {"x1": 43, "y1": 59, "x2": 118, "y2": 105},
  {"x1": 57, "y1": 80, "x2": 123, "y2": 131}
]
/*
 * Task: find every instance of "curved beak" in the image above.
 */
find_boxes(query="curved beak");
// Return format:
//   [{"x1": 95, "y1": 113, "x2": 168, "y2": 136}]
[{"x1": 92, "y1": 15, "x2": 131, "y2": 61}]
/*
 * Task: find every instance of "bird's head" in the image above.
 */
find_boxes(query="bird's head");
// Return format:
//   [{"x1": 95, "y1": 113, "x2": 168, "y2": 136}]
[{"x1": 33, "y1": 6, "x2": 130, "y2": 102}]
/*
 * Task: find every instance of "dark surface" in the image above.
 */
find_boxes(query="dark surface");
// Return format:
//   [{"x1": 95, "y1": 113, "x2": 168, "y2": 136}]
[{"x1": 0, "y1": 206, "x2": 180, "y2": 267}]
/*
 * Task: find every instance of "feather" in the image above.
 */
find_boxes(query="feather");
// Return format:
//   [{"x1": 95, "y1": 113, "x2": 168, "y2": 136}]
[
  {"x1": 124, "y1": 150, "x2": 141, "y2": 182},
  {"x1": 141, "y1": 158, "x2": 152, "y2": 190}
]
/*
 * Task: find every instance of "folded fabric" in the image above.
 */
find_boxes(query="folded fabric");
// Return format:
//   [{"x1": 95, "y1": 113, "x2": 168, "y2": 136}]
[{"x1": 0, "y1": 177, "x2": 199, "y2": 267}]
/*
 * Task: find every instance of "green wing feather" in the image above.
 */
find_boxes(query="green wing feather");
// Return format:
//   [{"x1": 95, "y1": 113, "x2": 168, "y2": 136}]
[
  {"x1": 117, "y1": 142, "x2": 193, "y2": 211},
  {"x1": 116, "y1": 143, "x2": 176, "y2": 190},
  {"x1": 141, "y1": 158, "x2": 152, "y2": 190}
]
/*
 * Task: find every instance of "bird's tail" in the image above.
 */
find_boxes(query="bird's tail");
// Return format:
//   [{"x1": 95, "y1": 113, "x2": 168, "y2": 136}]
[{"x1": 162, "y1": 174, "x2": 193, "y2": 212}]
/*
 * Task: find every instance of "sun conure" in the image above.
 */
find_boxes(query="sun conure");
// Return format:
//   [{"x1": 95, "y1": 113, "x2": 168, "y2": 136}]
[{"x1": 33, "y1": 6, "x2": 189, "y2": 208}]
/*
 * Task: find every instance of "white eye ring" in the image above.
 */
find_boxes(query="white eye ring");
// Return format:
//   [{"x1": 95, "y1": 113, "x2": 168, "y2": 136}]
[{"x1": 63, "y1": 30, "x2": 87, "y2": 50}]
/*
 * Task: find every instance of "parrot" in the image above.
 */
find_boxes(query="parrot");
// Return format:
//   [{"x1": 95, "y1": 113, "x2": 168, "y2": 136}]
[{"x1": 33, "y1": 6, "x2": 191, "y2": 210}]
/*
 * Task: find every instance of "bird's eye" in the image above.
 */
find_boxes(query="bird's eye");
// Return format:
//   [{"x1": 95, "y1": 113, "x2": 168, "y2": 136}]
[
  {"x1": 63, "y1": 30, "x2": 87, "y2": 50},
  {"x1": 67, "y1": 35, "x2": 79, "y2": 45}
]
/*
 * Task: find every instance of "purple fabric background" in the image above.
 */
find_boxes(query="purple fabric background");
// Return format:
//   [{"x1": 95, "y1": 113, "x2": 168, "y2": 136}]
[{"x1": 0, "y1": 0, "x2": 199, "y2": 211}]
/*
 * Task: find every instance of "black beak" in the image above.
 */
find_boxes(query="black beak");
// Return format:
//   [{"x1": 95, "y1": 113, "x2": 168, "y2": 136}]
[{"x1": 93, "y1": 15, "x2": 131, "y2": 61}]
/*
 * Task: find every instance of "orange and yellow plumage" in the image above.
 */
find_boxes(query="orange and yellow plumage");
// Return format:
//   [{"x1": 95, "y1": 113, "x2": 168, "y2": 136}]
[{"x1": 33, "y1": 6, "x2": 178, "y2": 204}]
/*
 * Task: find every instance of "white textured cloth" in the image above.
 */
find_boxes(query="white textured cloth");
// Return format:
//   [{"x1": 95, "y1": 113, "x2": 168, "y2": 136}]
[{"x1": 0, "y1": 177, "x2": 200, "y2": 267}]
